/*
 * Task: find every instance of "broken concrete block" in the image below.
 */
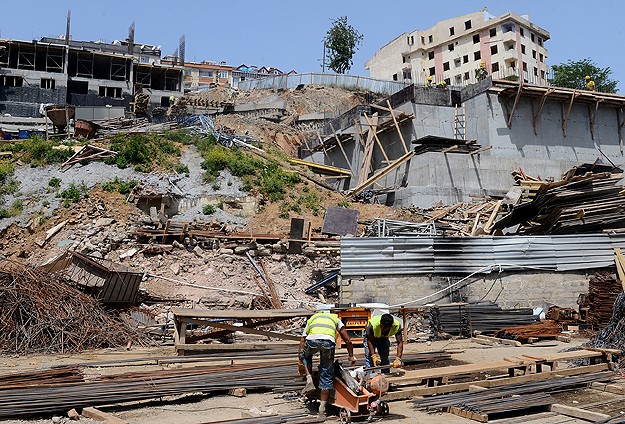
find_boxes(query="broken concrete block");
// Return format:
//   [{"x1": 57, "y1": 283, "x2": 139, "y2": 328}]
[
  {"x1": 172, "y1": 240, "x2": 184, "y2": 249},
  {"x1": 228, "y1": 388, "x2": 247, "y2": 397},
  {"x1": 169, "y1": 263, "x2": 180, "y2": 275},
  {"x1": 67, "y1": 409, "x2": 80, "y2": 420},
  {"x1": 193, "y1": 246, "x2": 204, "y2": 257},
  {"x1": 94, "y1": 217, "x2": 115, "y2": 227}
]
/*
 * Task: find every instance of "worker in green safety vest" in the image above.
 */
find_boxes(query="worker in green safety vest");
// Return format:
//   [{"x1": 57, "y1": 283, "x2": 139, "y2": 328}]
[
  {"x1": 364, "y1": 313, "x2": 404, "y2": 373},
  {"x1": 298, "y1": 305, "x2": 356, "y2": 419}
]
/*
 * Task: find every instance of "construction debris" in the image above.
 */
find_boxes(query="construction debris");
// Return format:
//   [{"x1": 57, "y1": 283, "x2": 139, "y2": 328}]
[
  {"x1": 0, "y1": 259, "x2": 144, "y2": 354},
  {"x1": 585, "y1": 272, "x2": 623, "y2": 329},
  {"x1": 494, "y1": 171, "x2": 625, "y2": 234}
]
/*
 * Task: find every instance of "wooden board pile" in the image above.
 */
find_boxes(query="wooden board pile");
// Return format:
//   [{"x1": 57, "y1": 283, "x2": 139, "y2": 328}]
[
  {"x1": 586, "y1": 272, "x2": 623, "y2": 330},
  {"x1": 0, "y1": 259, "x2": 144, "y2": 354},
  {"x1": 493, "y1": 172, "x2": 625, "y2": 234}
]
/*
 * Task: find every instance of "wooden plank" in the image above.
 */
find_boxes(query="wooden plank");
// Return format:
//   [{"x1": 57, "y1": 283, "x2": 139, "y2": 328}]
[
  {"x1": 348, "y1": 150, "x2": 414, "y2": 197},
  {"x1": 358, "y1": 114, "x2": 378, "y2": 185},
  {"x1": 384, "y1": 363, "x2": 609, "y2": 401},
  {"x1": 82, "y1": 407, "x2": 129, "y2": 424},
  {"x1": 448, "y1": 406, "x2": 488, "y2": 423},
  {"x1": 186, "y1": 320, "x2": 300, "y2": 341},
  {"x1": 550, "y1": 404, "x2": 610, "y2": 421},
  {"x1": 387, "y1": 100, "x2": 409, "y2": 154},
  {"x1": 364, "y1": 112, "x2": 389, "y2": 162},
  {"x1": 470, "y1": 213, "x2": 481, "y2": 236},
  {"x1": 389, "y1": 359, "x2": 526, "y2": 384},
  {"x1": 175, "y1": 341, "x2": 299, "y2": 353},
  {"x1": 469, "y1": 145, "x2": 493, "y2": 155},
  {"x1": 172, "y1": 308, "x2": 313, "y2": 319},
  {"x1": 475, "y1": 334, "x2": 522, "y2": 347},
  {"x1": 483, "y1": 200, "x2": 503, "y2": 233},
  {"x1": 615, "y1": 248, "x2": 625, "y2": 291}
]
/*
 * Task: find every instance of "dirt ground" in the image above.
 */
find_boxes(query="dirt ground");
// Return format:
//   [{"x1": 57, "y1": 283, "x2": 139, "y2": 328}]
[{"x1": 3, "y1": 336, "x2": 620, "y2": 424}]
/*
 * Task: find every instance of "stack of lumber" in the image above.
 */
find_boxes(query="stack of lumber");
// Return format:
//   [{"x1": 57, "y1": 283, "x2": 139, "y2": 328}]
[
  {"x1": 587, "y1": 272, "x2": 623, "y2": 330},
  {"x1": 494, "y1": 320, "x2": 563, "y2": 343},
  {"x1": 493, "y1": 172, "x2": 625, "y2": 234},
  {"x1": 430, "y1": 303, "x2": 537, "y2": 337}
]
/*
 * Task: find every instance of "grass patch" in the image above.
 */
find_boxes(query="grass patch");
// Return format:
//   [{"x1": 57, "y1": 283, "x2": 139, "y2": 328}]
[
  {"x1": 102, "y1": 177, "x2": 138, "y2": 195},
  {"x1": 105, "y1": 133, "x2": 183, "y2": 172},
  {"x1": 7, "y1": 136, "x2": 73, "y2": 166},
  {"x1": 0, "y1": 162, "x2": 19, "y2": 196},
  {"x1": 203, "y1": 204, "x2": 216, "y2": 215},
  {"x1": 59, "y1": 182, "x2": 88, "y2": 207}
]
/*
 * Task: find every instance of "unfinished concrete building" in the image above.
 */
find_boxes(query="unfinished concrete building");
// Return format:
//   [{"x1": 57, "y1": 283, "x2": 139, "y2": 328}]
[
  {"x1": 0, "y1": 36, "x2": 183, "y2": 118},
  {"x1": 365, "y1": 10, "x2": 550, "y2": 87},
  {"x1": 302, "y1": 78, "x2": 625, "y2": 309}
]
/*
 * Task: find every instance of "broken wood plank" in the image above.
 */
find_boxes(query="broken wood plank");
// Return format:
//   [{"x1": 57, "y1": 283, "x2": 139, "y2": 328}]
[
  {"x1": 483, "y1": 200, "x2": 503, "y2": 234},
  {"x1": 550, "y1": 404, "x2": 610, "y2": 422},
  {"x1": 36, "y1": 220, "x2": 68, "y2": 247},
  {"x1": 81, "y1": 407, "x2": 129, "y2": 424}
]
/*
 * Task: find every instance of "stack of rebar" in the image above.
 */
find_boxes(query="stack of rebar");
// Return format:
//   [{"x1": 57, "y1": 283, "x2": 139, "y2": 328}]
[
  {"x1": 205, "y1": 413, "x2": 323, "y2": 424},
  {"x1": 587, "y1": 272, "x2": 623, "y2": 329},
  {"x1": 0, "y1": 361, "x2": 303, "y2": 417},
  {"x1": 0, "y1": 259, "x2": 144, "y2": 354},
  {"x1": 494, "y1": 320, "x2": 563, "y2": 343},
  {"x1": 590, "y1": 292, "x2": 625, "y2": 368},
  {"x1": 430, "y1": 303, "x2": 537, "y2": 337},
  {"x1": 412, "y1": 372, "x2": 611, "y2": 411},
  {"x1": 451, "y1": 392, "x2": 554, "y2": 419}
]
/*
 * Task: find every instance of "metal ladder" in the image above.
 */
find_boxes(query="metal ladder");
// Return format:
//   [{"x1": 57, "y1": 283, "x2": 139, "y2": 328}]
[{"x1": 454, "y1": 105, "x2": 466, "y2": 140}]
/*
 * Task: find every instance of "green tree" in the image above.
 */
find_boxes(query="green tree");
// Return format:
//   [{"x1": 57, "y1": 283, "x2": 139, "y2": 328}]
[
  {"x1": 550, "y1": 58, "x2": 618, "y2": 93},
  {"x1": 323, "y1": 16, "x2": 363, "y2": 74}
]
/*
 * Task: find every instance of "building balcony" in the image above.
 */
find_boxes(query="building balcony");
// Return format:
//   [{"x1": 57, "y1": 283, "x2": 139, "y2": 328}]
[
  {"x1": 501, "y1": 31, "x2": 517, "y2": 43},
  {"x1": 503, "y1": 49, "x2": 519, "y2": 62}
]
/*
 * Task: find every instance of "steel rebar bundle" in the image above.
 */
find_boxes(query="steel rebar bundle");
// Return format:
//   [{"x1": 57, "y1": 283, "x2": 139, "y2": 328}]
[
  {"x1": 0, "y1": 259, "x2": 144, "y2": 354},
  {"x1": 590, "y1": 291, "x2": 625, "y2": 368},
  {"x1": 0, "y1": 361, "x2": 304, "y2": 417},
  {"x1": 430, "y1": 303, "x2": 537, "y2": 337},
  {"x1": 456, "y1": 392, "x2": 553, "y2": 415},
  {"x1": 412, "y1": 372, "x2": 611, "y2": 411}
]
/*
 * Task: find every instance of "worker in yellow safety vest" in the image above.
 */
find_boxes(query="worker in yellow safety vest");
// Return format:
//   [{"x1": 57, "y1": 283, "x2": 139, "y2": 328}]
[
  {"x1": 426, "y1": 76, "x2": 433, "y2": 88},
  {"x1": 364, "y1": 313, "x2": 404, "y2": 373},
  {"x1": 585, "y1": 75, "x2": 596, "y2": 91},
  {"x1": 298, "y1": 305, "x2": 356, "y2": 419}
]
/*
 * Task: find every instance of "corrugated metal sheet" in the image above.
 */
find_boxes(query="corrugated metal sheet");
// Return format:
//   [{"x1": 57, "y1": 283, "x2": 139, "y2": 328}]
[
  {"x1": 239, "y1": 73, "x2": 408, "y2": 95},
  {"x1": 341, "y1": 235, "x2": 625, "y2": 276}
]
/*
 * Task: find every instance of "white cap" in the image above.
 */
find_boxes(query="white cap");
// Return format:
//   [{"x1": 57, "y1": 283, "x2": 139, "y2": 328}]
[{"x1": 315, "y1": 303, "x2": 333, "y2": 312}]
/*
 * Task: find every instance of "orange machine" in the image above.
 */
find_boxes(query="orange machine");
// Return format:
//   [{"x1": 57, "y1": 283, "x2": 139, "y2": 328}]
[{"x1": 334, "y1": 307, "x2": 371, "y2": 348}]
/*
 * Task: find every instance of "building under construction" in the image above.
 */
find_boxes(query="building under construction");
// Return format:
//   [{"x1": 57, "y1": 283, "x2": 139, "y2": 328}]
[{"x1": 0, "y1": 32, "x2": 183, "y2": 118}]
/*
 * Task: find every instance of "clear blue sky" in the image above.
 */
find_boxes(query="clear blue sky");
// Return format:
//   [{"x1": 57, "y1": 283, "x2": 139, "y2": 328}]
[{"x1": 3, "y1": 0, "x2": 624, "y2": 92}]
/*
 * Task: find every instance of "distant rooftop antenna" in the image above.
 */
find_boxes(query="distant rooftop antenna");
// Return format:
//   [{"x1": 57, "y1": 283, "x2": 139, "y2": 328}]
[
  {"x1": 179, "y1": 34, "x2": 185, "y2": 65},
  {"x1": 127, "y1": 22, "x2": 135, "y2": 55},
  {"x1": 65, "y1": 10, "x2": 71, "y2": 45}
]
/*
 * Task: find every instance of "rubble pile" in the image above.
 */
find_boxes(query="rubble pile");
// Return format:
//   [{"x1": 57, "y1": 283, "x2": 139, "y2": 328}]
[
  {"x1": 590, "y1": 292, "x2": 625, "y2": 368},
  {"x1": 0, "y1": 259, "x2": 144, "y2": 354}
]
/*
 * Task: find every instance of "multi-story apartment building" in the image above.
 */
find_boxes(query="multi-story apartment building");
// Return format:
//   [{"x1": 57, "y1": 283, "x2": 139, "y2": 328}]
[
  {"x1": 162, "y1": 58, "x2": 233, "y2": 90},
  {"x1": 0, "y1": 36, "x2": 184, "y2": 117},
  {"x1": 365, "y1": 10, "x2": 550, "y2": 87}
]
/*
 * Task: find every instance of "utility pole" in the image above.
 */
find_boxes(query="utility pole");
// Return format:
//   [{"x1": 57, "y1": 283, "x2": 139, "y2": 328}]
[{"x1": 322, "y1": 41, "x2": 326, "y2": 73}]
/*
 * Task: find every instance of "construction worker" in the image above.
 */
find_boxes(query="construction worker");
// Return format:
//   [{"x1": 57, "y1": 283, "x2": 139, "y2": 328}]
[
  {"x1": 437, "y1": 80, "x2": 448, "y2": 89},
  {"x1": 476, "y1": 61, "x2": 488, "y2": 81},
  {"x1": 299, "y1": 305, "x2": 356, "y2": 419},
  {"x1": 426, "y1": 76, "x2": 433, "y2": 88},
  {"x1": 364, "y1": 313, "x2": 404, "y2": 374},
  {"x1": 585, "y1": 75, "x2": 596, "y2": 91},
  {"x1": 169, "y1": 95, "x2": 175, "y2": 106}
]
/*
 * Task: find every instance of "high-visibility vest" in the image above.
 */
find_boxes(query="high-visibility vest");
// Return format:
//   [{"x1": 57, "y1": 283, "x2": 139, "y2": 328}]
[
  {"x1": 369, "y1": 315, "x2": 400, "y2": 338},
  {"x1": 306, "y1": 313, "x2": 339, "y2": 337}
]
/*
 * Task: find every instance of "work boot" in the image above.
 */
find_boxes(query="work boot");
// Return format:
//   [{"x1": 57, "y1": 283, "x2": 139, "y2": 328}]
[
  {"x1": 301, "y1": 376, "x2": 316, "y2": 396},
  {"x1": 318, "y1": 401, "x2": 327, "y2": 420}
]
